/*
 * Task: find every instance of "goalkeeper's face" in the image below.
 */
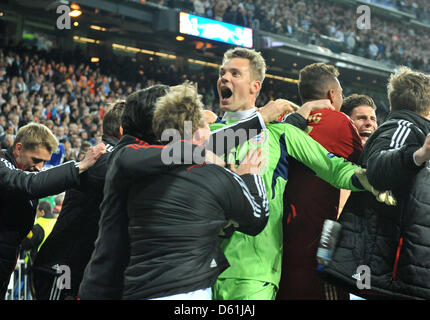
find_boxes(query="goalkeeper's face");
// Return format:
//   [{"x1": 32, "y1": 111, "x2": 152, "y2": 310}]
[{"x1": 217, "y1": 57, "x2": 261, "y2": 112}]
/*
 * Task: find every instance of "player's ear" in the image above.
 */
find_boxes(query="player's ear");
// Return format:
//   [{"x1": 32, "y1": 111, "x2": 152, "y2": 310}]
[
  {"x1": 251, "y1": 79, "x2": 261, "y2": 95},
  {"x1": 328, "y1": 89, "x2": 335, "y2": 104},
  {"x1": 14, "y1": 142, "x2": 24, "y2": 155}
]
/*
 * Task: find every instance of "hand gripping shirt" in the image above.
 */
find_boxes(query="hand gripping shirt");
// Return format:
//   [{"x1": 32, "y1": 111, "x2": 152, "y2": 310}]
[{"x1": 210, "y1": 109, "x2": 362, "y2": 288}]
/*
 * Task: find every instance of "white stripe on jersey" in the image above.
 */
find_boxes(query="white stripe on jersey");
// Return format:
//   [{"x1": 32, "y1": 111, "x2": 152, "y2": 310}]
[
  {"x1": 224, "y1": 167, "x2": 268, "y2": 218},
  {"x1": 0, "y1": 157, "x2": 15, "y2": 170},
  {"x1": 390, "y1": 120, "x2": 412, "y2": 149},
  {"x1": 253, "y1": 174, "x2": 269, "y2": 216},
  {"x1": 210, "y1": 113, "x2": 260, "y2": 135}
]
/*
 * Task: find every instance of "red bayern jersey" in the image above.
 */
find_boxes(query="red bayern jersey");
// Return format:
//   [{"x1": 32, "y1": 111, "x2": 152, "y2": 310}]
[
  {"x1": 305, "y1": 109, "x2": 362, "y2": 162},
  {"x1": 277, "y1": 109, "x2": 362, "y2": 300}
]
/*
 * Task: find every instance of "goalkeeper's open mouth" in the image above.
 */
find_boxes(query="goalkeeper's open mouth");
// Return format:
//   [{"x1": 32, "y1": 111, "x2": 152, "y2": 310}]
[{"x1": 220, "y1": 86, "x2": 233, "y2": 105}]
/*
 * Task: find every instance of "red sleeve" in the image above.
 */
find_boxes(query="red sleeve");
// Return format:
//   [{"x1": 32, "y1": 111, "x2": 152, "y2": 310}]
[{"x1": 307, "y1": 110, "x2": 363, "y2": 163}]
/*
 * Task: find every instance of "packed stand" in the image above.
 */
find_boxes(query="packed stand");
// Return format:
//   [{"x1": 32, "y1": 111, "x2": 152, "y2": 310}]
[
  {"x1": 365, "y1": 0, "x2": 430, "y2": 24},
  {"x1": 154, "y1": 0, "x2": 430, "y2": 73},
  {"x1": 0, "y1": 46, "x2": 220, "y2": 154},
  {"x1": 0, "y1": 44, "x2": 309, "y2": 151}
]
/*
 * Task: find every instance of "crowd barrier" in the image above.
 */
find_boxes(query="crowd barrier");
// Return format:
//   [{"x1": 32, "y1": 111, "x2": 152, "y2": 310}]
[{"x1": 5, "y1": 258, "x2": 33, "y2": 300}]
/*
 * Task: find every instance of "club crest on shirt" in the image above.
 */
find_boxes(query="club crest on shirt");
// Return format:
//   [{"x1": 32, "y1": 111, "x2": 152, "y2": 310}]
[{"x1": 250, "y1": 133, "x2": 265, "y2": 145}]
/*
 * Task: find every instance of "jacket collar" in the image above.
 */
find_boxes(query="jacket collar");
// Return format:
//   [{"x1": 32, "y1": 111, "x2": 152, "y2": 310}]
[
  {"x1": 115, "y1": 134, "x2": 206, "y2": 164},
  {"x1": 102, "y1": 135, "x2": 120, "y2": 147},
  {"x1": 386, "y1": 109, "x2": 430, "y2": 135},
  {"x1": 0, "y1": 148, "x2": 17, "y2": 167},
  {"x1": 115, "y1": 134, "x2": 144, "y2": 149}
]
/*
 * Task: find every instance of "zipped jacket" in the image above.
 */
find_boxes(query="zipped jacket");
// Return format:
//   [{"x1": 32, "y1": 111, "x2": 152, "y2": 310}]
[
  {"x1": 320, "y1": 109, "x2": 430, "y2": 300},
  {"x1": 0, "y1": 149, "x2": 80, "y2": 297}
]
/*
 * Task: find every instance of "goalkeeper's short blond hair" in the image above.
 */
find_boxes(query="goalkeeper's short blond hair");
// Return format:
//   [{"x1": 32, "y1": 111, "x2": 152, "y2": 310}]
[{"x1": 222, "y1": 47, "x2": 266, "y2": 83}]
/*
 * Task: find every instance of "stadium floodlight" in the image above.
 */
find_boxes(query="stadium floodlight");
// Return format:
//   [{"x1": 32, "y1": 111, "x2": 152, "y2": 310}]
[
  {"x1": 179, "y1": 12, "x2": 253, "y2": 48},
  {"x1": 69, "y1": 2, "x2": 81, "y2": 17},
  {"x1": 69, "y1": 9, "x2": 81, "y2": 17},
  {"x1": 90, "y1": 25, "x2": 107, "y2": 31}
]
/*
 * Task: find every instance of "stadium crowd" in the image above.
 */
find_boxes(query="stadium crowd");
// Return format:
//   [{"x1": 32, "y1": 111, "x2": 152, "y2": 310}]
[
  {"x1": 0, "y1": 44, "x2": 314, "y2": 153},
  {"x1": 153, "y1": 0, "x2": 430, "y2": 73},
  {"x1": 0, "y1": 46, "x2": 216, "y2": 153}
]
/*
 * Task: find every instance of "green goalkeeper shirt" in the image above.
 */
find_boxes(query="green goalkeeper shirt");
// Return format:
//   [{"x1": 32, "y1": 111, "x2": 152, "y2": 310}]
[{"x1": 210, "y1": 110, "x2": 362, "y2": 287}]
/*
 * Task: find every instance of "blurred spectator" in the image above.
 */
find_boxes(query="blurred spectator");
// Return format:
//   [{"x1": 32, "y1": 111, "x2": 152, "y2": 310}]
[
  {"x1": 53, "y1": 192, "x2": 65, "y2": 218},
  {"x1": 193, "y1": 0, "x2": 205, "y2": 16},
  {"x1": 214, "y1": 0, "x2": 228, "y2": 20},
  {"x1": 1, "y1": 134, "x2": 15, "y2": 149},
  {"x1": 21, "y1": 201, "x2": 57, "y2": 265},
  {"x1": 44, "y1": 142, "x2": 65, "y2": 169}
]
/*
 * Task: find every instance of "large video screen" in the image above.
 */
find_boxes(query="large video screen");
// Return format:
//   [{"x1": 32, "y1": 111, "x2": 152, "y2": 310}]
[{"x1": 179, "y1": 12, "x2": 253, "y2": 48}]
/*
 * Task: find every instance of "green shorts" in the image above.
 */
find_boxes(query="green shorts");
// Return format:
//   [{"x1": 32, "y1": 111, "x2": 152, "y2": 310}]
[{"x1": 213, "y1": 278, "x2": 277, "y2": 300}]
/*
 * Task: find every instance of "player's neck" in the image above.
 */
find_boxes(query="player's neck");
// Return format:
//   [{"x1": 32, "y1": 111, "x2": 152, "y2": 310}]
[{"x1": 222, "y1": 107, "x2": 257, "y2": 122}]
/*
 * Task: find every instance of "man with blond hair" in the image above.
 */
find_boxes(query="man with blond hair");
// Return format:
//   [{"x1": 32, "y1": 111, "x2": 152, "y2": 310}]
[
  {"x1": 79, "y1": 84, "x2": 292, "y2": 300},
  {"x1": 211, "y1": 47, "x2": 382, "y2": 300},
  {"x1": 321, "y1": 66, "x2": 430, "y2": 299},
  {"x1": 117, "y1": 82, "x2": 269, "y2": 300},
  {"x1": 32, "y1": 102, "x2": 125, "y2": 300},
  {"x1": 0, "y1": 122, "x2": 105, "y2": 298}
]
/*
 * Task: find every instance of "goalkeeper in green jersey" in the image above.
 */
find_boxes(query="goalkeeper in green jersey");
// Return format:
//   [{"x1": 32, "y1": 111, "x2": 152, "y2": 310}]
[{"x1": 210, "y1": 47, "x2": 380, "y2": 300}]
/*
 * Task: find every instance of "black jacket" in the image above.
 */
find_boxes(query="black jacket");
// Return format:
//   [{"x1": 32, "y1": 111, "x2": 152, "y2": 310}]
[
  {"x1": 0, "y1": 149, "x2": 81, "y2": 297},
  {"x1": 319, "y1": 109, "x2": 430, "y2": 299},
  {"x1": 79, "y1": 112, "x2": 268, "y2": 299},
  {"x1": 32, "y1": 136, "x2": 119, "y2": 299},
  {"x1": 124, "y1": 164, "x2": 268, "y2": 299}
]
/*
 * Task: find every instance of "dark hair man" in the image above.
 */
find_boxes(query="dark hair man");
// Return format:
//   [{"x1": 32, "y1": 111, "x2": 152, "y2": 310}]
[
  {"x1": 0, "y1": 122, "x2": 105, "y2": 298},
  {"x1": 341, "y1": 94, "x2": 378, "y2": 145},
  {"x1": 31, "y1": 102, "x2": 125, "y2": 300},
  {"x1": 276, "y1": 62, "x2": 364, "y2": 300},
  {"x1": 338, "y1": 94, "x2": 379, "y2": 215}
]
